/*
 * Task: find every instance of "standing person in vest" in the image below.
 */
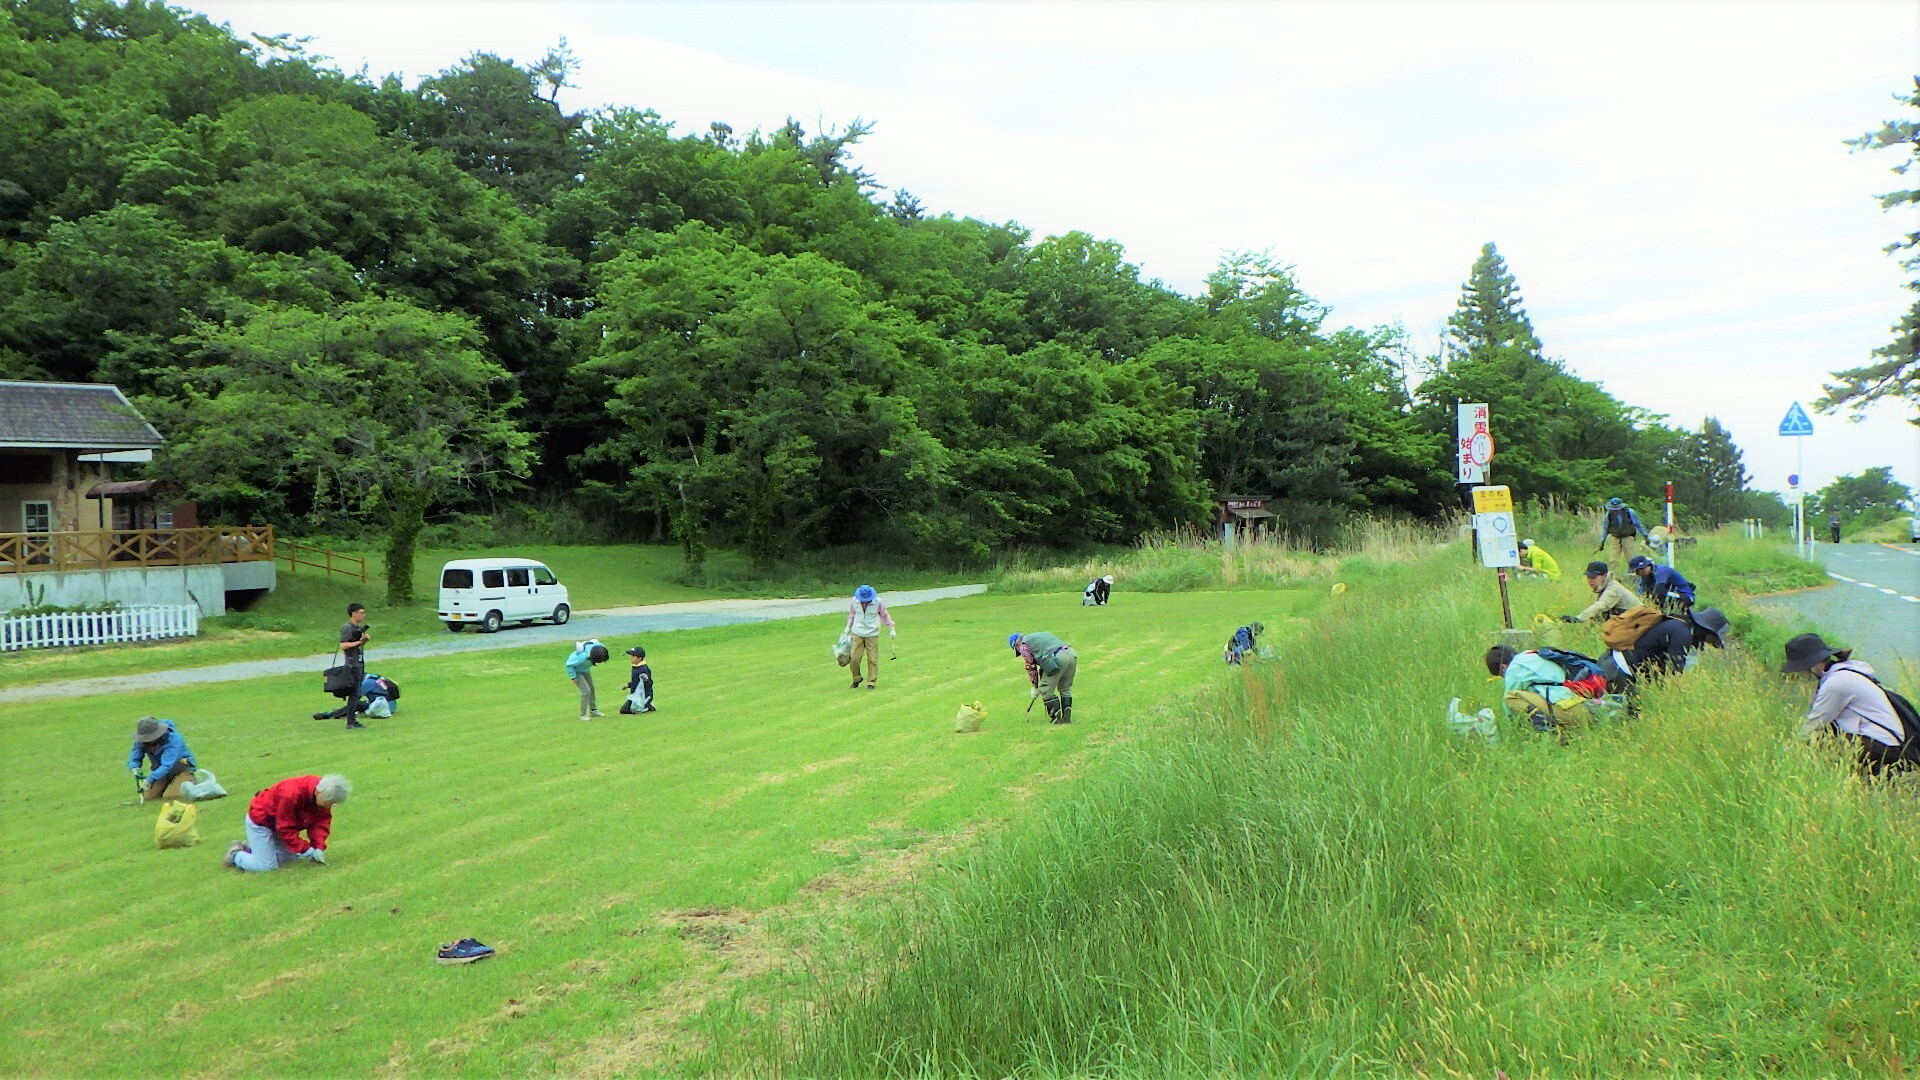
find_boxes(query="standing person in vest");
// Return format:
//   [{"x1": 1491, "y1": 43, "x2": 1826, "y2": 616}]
[
  {"x1": 844, "y1": 585, "x2": 895, "y2": 690},
  {"x1": 1010, "y1": 631, "x2": 1077, "y2": 724},
  {"x1": 1595, "y1": 497, "x2": 1649, "y2": 561},
  {"x1": 1782, "y1": 633, "x2": 1918, "y2": 775}
]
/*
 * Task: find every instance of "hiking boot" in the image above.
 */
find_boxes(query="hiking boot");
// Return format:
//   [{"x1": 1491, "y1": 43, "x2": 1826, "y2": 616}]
[
  {"x1": 640, "y1": 705, "x2": 657, "y2": 713},
  {"x1": 850, "y1": 676, "x2": 862, "y2": 689},
  {"x1": 311, "y1": 712, "x2": 331, "y2": 721},
  {"x1": 589, "y1": 709, "x2": 605, "y2": 717},
  {"x1": 435, "y1": 938, "x2": 496, "y2": 965},
  {"x1": 223, "y1": 841, "x2": 247, "y2": 868},
  {"x1": 345, "y1": 719, "x2": 366, "y2": 730},
  {"x1": 579, "y1": 714, "x2": 592, "y2": 722},
  {"x1": 866, "y1": 684, "x2": 876, "y2": 690}
]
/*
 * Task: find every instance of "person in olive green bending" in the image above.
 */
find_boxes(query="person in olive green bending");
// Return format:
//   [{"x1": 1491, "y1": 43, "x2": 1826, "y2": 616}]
[{"x1": 1009, "y1": 631, "x2": 1077, "y2": 725}]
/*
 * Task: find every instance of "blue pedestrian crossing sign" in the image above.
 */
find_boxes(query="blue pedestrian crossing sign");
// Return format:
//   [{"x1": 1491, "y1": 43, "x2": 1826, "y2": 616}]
[{"x1": 1778, "y1": 401, "x2": 1814, "y2": 437}]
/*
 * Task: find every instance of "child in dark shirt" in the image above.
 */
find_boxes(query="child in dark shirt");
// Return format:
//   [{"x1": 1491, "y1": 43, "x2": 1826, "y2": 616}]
[{"x1": 620, "y1": 646, "x2": 656, "y2": 714}]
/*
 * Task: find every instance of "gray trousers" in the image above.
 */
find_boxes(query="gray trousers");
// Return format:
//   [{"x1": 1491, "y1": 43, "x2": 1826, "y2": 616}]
[{"x1": 573, "y1": 671, "x2": 597, "y2": 714}]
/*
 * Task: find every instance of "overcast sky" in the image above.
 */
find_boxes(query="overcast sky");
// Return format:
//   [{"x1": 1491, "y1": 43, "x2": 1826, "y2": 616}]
[{"x1": 184, "y1": 0, "x2": 1920, "y2": 504}]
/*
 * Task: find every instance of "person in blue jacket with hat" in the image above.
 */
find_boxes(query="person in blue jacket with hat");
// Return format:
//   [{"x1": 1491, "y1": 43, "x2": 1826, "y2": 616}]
[
  {"x1": 1628, "y1": 554, "x2": 1695, "y2": 616},
  {"x1": 127, "y1": 716, "x2": 198, "y2": 802},
  {"x1": 1596, "y1": 497, "x2": 1649, "y2": 561}
]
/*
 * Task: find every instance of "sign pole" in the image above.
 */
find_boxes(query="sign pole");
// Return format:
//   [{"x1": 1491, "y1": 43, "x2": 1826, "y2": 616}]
[
  {"x1": 1796, "y1": 436, "x2": 1806, "y2": 558},
  {"x1": 1496, "y1": 569, "x2": 1514, "y2": 629}
]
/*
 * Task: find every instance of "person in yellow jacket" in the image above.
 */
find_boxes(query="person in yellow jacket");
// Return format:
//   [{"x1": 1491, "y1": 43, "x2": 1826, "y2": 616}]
[{"x1": 1517, "y1": 538, "x2": 1561, "y2": 580}]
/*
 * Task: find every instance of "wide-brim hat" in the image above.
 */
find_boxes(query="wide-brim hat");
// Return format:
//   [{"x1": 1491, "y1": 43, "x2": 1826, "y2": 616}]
[
  {"x1": 1584, "y1": 560, "x2": 1610, "y2": 577},
  {"x1": 854, "y1": 585, "x2": 877, "y2": 602},
  {"x1": 1605, "y1": 497, "x2": 1625, "y2": 510},
  {"x1": 1690, "y1": 608, "x2": 1730, "y2": 642},
  {"x1": 1101, "y1": 575, "x2": 1113, "y2": 584},
  {"x1": 1781, "y1": 632, "x2": 1848, "y2": 672},
  {"x1": 134, "y1": 716, "x2": 166, "y2": 742}
]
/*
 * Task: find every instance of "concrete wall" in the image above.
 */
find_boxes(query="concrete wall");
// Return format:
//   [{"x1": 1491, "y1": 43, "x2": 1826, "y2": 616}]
[{"x1": 1, "y1": 565, "x2": 231, "y2": 616}]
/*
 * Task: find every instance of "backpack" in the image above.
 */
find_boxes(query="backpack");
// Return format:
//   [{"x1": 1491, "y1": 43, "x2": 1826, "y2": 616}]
[
  {"x1": 1854, "y1": 671, "x2": 1920, "y2": 764},
  {"x1": 1602, "y1": 606, "x2": 1665, "y2": 652},
  {"x1": 1606, "y1": 507, "x2": 1638, "y2": 538},
  {"x1": 1536, "y1": 647, "x2": 1609, "y2": 699}
]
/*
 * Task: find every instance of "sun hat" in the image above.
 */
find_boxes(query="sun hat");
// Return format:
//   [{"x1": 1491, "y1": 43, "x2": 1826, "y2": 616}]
[
  {"x1": 1781, "y1": 632, "x2": 1849, "y2": 673},
  {"x1": 1007, "y1": 632, "x2": 1022, "y2": 651},
  {"x1": 1102, "y1": 575, "x2": 1113, "y2": 584},
  {"x1": 1520, "y1": 538, "x2": 1534, "y2": 548},
  {"x1": 134, "y1": 716, "x2": 166, "y2": 742},
  {"x1": 626, "y1": 646, "x2": 646, "y2": 659},
  {"x1": 1689, "y1": 608, "x2": 1730, "y2": 643},
  {"x1": 1627, "y1": 555, "x2": 1653, "y2": 571},
  {"x1": 1584, "y1": 560, "x2": 1609, "y2": 577},
  {"x1": 1606, "y1": 497, "x2": 1625, "y2": 510},
  {"x1": 854, "y1": 584, "x2": 877, "y2": 603}
]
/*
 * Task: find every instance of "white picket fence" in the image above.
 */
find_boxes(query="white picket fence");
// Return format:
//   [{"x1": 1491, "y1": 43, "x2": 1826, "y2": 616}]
[{"x1": 1, "y1": 604, "x2": 200, "y2": 651}]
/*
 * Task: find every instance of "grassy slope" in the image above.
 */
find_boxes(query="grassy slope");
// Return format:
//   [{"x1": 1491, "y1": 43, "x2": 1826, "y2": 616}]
[
  {"x1": 0, "y1": 587, "x2": 1320, "y2": 1076},
  {"x1": 719, "y1": 532, "x2": 1920, "y2": 1077}
]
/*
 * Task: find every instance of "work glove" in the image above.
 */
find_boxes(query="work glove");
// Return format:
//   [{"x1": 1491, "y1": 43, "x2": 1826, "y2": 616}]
[
  {"x1": 889, "y1": 628, "x2": 897, "y2": 639},
  {"x1": 1029, "y1": 686, "x2": 1040, "y2": 699},
  {"x1": 1559, "y1": 615, "x2": 1579, "y2": 624},
  {"x1": 300, "y1": 848, "x2": 327, "y2": 865}
]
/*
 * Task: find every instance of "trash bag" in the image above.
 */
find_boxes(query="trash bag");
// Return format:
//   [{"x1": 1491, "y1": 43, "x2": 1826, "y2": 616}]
[
  {"x1": 154, "y1": 800, "x2": 200, "y2": 849},
  {"x1": 834, "y1": 633, "x2": 853, "y2": 668},
  {"x1": 1446, "y1": 697, "x2": 1498, "y2": 743},
  {"x1": 953, "y1": 701, "x2": 987, "y2": 734},
  {"x1": 365, "y1": 696, "x2": 395, "y2": 719},
  {"x1": 181, "y1": 770, "x2": 227, "y2": 802}
]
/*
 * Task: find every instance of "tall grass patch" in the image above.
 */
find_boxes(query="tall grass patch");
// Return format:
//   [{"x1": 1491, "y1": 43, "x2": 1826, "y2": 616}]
[{"x1": 750, "y1": 543, "x2": 1920, "y2": 1076}]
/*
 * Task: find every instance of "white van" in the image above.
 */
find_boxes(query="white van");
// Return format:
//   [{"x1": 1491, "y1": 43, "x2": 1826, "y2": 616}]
[{"x1": 437, "y1": 558, "x2": 571, "y2": 633}]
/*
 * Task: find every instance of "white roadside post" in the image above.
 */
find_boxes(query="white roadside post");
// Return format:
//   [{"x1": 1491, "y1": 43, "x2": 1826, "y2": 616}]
[
  {"x1": 1779, "y1": 402, "x2": 1813, "y2": 560},
  {"x1": 1664, "y1": 481, "x2": 1677, "y2": 569}
]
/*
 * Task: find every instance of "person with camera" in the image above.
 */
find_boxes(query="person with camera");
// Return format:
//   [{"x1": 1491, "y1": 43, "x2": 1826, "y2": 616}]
[{"x1": 337, "y1": 602, "x2": 370, "y2": 730}]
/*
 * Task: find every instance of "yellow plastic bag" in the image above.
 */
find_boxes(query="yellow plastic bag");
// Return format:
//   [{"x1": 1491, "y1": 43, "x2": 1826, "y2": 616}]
[
  {"x1": 154, "y1": 800, "x2": 200, "y2": 850},
  {"x1": 953, "y1": 701, "x2": 987, "y2": 734}
]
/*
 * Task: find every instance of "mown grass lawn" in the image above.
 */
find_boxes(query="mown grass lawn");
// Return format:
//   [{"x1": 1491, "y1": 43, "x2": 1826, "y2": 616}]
[{"x1": 0, "y1": 587, "x2": 1315, "y2": 1076}]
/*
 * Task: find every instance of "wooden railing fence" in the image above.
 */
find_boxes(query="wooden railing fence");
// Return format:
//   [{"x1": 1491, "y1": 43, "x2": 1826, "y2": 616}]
[
  {"x1": 0, "y1": 526, "x2": 274, "y2": 575},
  {"x1": 276, "y1": 539, "x2": 367, "y2": 583}
]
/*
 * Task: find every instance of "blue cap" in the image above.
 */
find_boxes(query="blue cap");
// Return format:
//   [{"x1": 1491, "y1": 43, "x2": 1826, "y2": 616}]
[
  {"x1": 1606, "y1": 497, "x2": 1625, "y2": 510},
  {"x1": 854, "y1": 584, "x2": 877, "y2": 602},
  {"x1": 1007, "y1": 633, "x2": 1022, "y2": 650},
  {"x1": 1628, "y1": 555, "x2": 1653, "y2": 571}
]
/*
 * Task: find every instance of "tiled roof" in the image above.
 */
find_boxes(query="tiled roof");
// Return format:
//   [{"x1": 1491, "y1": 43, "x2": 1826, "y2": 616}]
[{"x1": 0, "y1": 380, "x2": 165, "y2": 451}]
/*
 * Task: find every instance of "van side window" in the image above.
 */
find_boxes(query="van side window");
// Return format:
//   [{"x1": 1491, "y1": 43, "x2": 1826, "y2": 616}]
[
  {"x1": 506, "y1": 567, "x2": 530, "y2": 587},
  {"x1": 482, "y1": 569, "x2": 505, "y2": 588},
  {"x1": 442, "y1": 569, "x2": 474, "y2": 589},
  {"x1": 533, "y1": 566, "x2": 557, "y2": 586}
]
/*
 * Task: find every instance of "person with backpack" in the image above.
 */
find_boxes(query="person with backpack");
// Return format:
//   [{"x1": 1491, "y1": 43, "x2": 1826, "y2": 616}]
[
  {"x1": 1627, "y1": 554, "x2": 1695, "y2": 616},
  {"x1": 1782, "y1": 633, "x2": 1919, "y2": 775},
  {"x1": 1484, "y1": 645, "x2": 1608, "y2": 731},
  {"x1": 1224, "y1": 622, "x2": 1266, "y2": 664},
  {"x1": 1010, "y1": 631, "x2": 1077, "y2": 725},
  {"x1": 1595, "y1": 497, "x2": 1649, "y2": 560},
  {"x1": 1561, "y1": 561, "x2": 1643, "y2": 624},
  {"x1": 565, "y1": 639, "x2": 610, "y2": 721},
  {"x1": 844, "y1": 585, "x2": 896, "y2": 690}
]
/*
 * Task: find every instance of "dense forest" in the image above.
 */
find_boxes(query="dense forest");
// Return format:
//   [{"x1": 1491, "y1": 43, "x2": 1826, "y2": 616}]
[{"x1": 0, "y1": 0, "x2": 1781, "y2": 594}]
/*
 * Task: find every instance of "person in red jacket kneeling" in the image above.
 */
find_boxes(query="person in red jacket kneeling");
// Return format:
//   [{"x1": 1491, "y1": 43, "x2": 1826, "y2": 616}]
[{"x1": 225, "y1": 774, "x2": 351, "y2": 872}]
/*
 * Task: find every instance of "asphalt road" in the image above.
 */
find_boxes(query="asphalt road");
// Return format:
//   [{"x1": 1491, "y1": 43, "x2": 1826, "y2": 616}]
[
  {"x1": 1751, "y1": 542, "x2": 1920, "y2": 676},
  {"x1": 0, "y1": 585, "x2": 988, "y2": 704}
]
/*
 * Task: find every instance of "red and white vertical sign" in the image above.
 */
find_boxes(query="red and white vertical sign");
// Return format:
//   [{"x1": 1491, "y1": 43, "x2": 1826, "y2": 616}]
[{"x1": 1457, "y1": 403, "x2": 1491, "y2": 484}]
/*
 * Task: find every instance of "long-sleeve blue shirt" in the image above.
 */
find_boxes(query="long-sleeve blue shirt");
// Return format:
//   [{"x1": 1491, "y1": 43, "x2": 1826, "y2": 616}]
[
  {"x1": 564, "y1": 640, "x2": 603, "y2": 678},
  {"x1": 126, "y1": 721, "x2": 195, "y2": 783},
  {"x1": 1637, "y1": 565, "x2": 1694, "y2": 605}
]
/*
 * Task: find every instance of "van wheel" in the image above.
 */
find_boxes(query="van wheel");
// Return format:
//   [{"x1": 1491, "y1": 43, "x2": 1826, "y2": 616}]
[
  {"x1": 445, "y1": 622, "x2": 466, "y2": 633},
  {"x1": 551, "y1": 604, "x2": 571, "y2": 626},
  {"x1": 480, "y1": 610, "x2": 503, "y2": 634}
]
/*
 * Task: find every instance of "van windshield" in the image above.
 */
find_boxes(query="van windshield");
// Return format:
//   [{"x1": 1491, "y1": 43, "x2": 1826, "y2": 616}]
[
  {"x1": 533, "y1": 566, "x2": 557, "y2": 586},
  {"x1": 442, "y1": 569, "x2": 473, "y2": 589}
]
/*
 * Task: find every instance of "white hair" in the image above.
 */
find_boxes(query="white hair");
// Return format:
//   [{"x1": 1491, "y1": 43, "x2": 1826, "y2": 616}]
[{"x1": 316, "y1": 774, "x2": 353, "y2": 804}]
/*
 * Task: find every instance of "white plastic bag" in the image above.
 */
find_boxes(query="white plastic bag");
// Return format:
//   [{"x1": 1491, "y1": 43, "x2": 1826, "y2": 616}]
[
  {"x1": 181, "y1": 770, "x2": 227, "y2": 802},
  {"x1": 833, "y1": 633, "x2": 853, "y2": 667}
]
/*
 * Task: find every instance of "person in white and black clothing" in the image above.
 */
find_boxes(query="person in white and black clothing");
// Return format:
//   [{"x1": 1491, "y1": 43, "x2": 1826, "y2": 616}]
[
  {"x1": 1783, "y1": 633, "x2": 1917, "y2": 775},
  {"x1": 338, "y1": 603, "x2": 370, "y2": 730}
]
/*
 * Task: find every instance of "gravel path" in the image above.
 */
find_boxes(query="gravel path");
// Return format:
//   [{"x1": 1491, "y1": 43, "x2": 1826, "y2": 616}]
[{"x1": 0, "y1": 585, "x2": 989, "y2": 704}]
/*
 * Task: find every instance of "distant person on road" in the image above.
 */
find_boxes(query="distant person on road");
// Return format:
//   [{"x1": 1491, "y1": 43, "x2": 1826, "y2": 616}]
[
  {"x1": 1596, "y1": 497, "x2": 1649, "y2": 560},
  {"x1": 1828, "y1": 512, "x2": 1842, "y2": 544},
  {"x1": 225, "y1": 774, "x2": 351, "y2": 872},
  {"x1": 1010, "y1": 631, "x2": 1077, "y2": 725},
  {"x1": 844, "y1": 585, "x2": 896, "y2": 690},
  {"x1": 1082, "y1": 575, "x2": 1113, "y2": 606},
  {"x1": 1561, "y1": 561, "x2": 1643, "y2": 625},
  {"x1": 1781, "y1": 633, "x2": 1918, "y2": 775},
  {"x1": 620, "y1": 646, "x2": 655, "y2": 714},
  {"x1": 565, "y1": 639, "x2": 610, "y2": 721},
  {"x1": 1517, "y1": 538, "x2": 1562, "y2": 580},
  {"x1": 338, "y1": 602, "x2": 370, "y2": 730},
  {"x1": 1627, "y1": 554, "x2": 1695, "y2": 616},
  {"x1": 127, "y1": 716, "x2": 198, "y2": 802}
]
